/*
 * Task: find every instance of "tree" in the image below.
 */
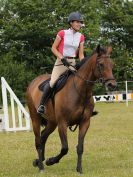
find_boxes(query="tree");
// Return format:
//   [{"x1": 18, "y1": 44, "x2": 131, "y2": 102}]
[
  {"x1": 0, "y1": 0, "x2": 133, "y2": 100},
  {"x1": 101, "y1": 0, "x2": 133, "y2": 52},
  {"x1": 100, "y1": 0, "x2": 133, "y2": 81}
]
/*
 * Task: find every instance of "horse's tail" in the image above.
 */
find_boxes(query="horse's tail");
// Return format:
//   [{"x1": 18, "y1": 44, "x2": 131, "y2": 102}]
[{"x1": 91, "y1": 111, "x2": 98, "y2": 117}]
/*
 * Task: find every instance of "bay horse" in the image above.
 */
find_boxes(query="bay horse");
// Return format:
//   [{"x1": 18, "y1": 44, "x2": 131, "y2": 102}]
[{"x1": 26, "y1": 45, "x2": 117, "y2": 173}]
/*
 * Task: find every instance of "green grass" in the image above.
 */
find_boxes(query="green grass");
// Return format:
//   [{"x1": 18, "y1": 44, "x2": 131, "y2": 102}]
[{"x1": 0, "y1": 102, "x2": 133, "y2": 177}]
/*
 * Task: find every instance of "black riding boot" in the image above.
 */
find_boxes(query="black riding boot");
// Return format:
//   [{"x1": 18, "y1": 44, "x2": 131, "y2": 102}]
[{"x1": 37, "y1": 83, "x2": 52, "y2": 114}]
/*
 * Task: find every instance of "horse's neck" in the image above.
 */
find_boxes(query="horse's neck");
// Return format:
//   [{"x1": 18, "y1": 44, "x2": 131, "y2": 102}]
[
  {"x1": 72, "y1": 54, "x2": 96, "y2": 101},
  {"x1": 77, "y1": 54, "x2": 96, "y2": 86}
]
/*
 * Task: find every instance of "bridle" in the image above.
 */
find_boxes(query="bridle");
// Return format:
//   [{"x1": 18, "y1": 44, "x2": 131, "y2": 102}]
[
  {"x1": 68, "y1": 54, "x2": 115, "y2": 86},
  {"x1": 96, "y1": 55, "x2": 115, "y2": 85}
]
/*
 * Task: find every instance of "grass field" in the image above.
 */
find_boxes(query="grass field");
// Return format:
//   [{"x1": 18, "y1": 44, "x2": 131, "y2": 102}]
[{"x1": 0, "y1": 102, "x2": 133, "y2": 177}]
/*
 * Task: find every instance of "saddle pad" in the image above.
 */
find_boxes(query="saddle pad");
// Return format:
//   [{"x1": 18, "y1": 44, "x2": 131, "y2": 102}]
[{"x1": 38, "y1": 70, "x2": 73, "y2": 94}]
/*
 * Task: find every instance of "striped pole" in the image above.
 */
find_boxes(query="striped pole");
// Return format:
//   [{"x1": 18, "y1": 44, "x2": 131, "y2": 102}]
[{"x1": 125, "y1": 81, "x2": 128, "y2": 107}]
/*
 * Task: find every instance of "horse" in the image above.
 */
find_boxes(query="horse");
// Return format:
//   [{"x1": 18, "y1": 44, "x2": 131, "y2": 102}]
[{"x1": 26, "y1": 45, "x2": 117, "y2": 173}]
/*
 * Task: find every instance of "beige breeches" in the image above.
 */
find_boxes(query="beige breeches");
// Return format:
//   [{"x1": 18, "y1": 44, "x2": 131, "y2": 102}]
[{"x1": 49, "y1": 58, "x2": 76, "y2": 88}]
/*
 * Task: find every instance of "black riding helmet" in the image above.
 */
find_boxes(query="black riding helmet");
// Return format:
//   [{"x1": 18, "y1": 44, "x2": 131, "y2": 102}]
[{"x1": 68, "y1": 11, "x2": 84, "y2": 24}]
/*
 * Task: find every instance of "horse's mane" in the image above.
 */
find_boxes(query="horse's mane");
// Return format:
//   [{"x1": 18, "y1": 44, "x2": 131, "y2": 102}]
[
  {"x1": 76, "y1": 46, "x2": 107, "y2": 70},
  {"x1": 75, "y1": 56, "x2": 89, "y2": 70}
]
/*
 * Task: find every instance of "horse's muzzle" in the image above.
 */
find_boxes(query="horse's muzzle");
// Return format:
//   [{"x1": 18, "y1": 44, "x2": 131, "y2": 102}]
[{"x1": 105, "y1": 81, "x2": 117, "y2": 91}]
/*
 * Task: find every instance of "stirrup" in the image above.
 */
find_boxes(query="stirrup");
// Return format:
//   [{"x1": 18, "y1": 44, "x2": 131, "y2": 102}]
[{"x1": 37, "y1": 105, "x2": 45, "y2": 114}]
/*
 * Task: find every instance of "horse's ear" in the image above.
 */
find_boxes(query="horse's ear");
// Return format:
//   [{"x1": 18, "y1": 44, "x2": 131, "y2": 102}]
[
  {"x1": 96, "y1": 44, "x2": 101, "y2": 54},
  {"x1": 107, "y1": 46, "x2": 112, "y2": 54}
]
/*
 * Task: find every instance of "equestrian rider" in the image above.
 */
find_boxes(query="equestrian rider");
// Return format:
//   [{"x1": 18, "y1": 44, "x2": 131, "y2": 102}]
[{"x1": 37, "y1": 11, "x2": 85, "y2": 114}]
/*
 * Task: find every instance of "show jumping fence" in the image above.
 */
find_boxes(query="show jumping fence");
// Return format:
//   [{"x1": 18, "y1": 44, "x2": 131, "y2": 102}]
[
  {"x1": 0, "y1": 77, "x2": 31, "y2": 132},
  {"x1": 93, "y1": 81, "x2": 133, "y2": 106}
]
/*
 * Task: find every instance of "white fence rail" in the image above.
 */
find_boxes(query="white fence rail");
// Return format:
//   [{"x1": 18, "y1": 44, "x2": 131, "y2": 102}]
[{"x1": 0, "y1": 77, "x2": 31, "y2": 132}]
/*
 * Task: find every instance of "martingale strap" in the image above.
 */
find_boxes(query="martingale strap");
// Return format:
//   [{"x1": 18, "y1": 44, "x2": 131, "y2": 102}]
[{"x1": 69, "y1": 124, "x2": 78, "y2": 132}]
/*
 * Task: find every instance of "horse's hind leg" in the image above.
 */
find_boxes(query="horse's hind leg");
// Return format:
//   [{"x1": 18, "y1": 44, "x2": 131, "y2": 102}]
[
  {"x1": 41, "y1": 122, "x2": 57, "y2": 161},
  {"x1": 28, "y1": 104, "x2": 44, "y2": 172},
  {"x1": 32, "y1": 118, "x2": 45, "y2": 172},
  {"x1": 46, "y1": 120, "x2": 68, "y2": 166},
  {"x1": 76, "y1": 116, "x2": 90, "y2": 173}
]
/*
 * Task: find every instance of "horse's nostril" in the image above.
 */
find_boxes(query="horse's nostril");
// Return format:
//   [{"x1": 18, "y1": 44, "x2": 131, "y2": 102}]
[
  {"x1": 107, "y1": 83, "x2": 112, "y2": 88},
  {"x1": 107, "y1": 82, "x2": 117, "y2": 90},
  {"x1": 112, "y1": 85, "x2": 116, "y2": 90}
]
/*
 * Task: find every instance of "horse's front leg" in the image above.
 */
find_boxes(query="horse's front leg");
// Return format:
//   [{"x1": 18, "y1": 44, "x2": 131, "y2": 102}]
[
  {"x1": 46, "y1": 120, "x2": 68, "y2": 166},
  {"x1": 76, "y1": 115, "x2": 90, "y2": 173}
]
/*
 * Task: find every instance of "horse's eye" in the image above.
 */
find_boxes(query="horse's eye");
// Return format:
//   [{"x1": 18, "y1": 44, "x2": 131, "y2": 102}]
[{"x1": 99, "y1": 63, "x2": 104, "y2": 70}]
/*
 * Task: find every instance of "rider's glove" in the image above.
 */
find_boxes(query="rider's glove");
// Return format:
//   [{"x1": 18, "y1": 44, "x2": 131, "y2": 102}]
[{"x1": 61, "y1": 57, "x2": 70, "y2": 67}]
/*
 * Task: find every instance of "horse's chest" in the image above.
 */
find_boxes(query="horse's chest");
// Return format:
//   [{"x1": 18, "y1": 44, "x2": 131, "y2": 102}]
[{"x1": 65, "y1": 106, "x2": 84, "y2": 125}]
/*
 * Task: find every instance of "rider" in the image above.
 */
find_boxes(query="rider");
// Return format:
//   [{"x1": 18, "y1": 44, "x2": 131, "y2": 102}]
[{"x1": 37, "y1": 11, "x2": 85, "y2": 114}]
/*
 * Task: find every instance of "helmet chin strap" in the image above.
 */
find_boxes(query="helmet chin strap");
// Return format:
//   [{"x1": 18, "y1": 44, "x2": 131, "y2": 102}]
[{"x1": 70, "y1": 26, "x2": 79, "y2": 32}]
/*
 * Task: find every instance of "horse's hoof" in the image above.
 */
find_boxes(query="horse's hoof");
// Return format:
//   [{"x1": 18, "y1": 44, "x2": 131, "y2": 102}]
[
  {"x1": 46, "y1": 157, "x2": 58, "y2": 166},
  {"x1": 39, "y1": 169, "x2": 44, "y2": 173},
  {"x1": 33, "y1": 159, "x2": 39, "y2": 167},
  {"x1": 45, "y1": 158, "x2": 54, "y2": 166},
  {"x1": 76, "y1": 167, "x2": 82, "y2": 174}
]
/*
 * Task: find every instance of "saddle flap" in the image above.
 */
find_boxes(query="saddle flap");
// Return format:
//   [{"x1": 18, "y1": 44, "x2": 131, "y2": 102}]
[
  {"x1": 38, "y1": 70, "x2": 73, "y2": 94},
  {"x1": 38, "y1": 78, "x2": 51, "y2": 91}
]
